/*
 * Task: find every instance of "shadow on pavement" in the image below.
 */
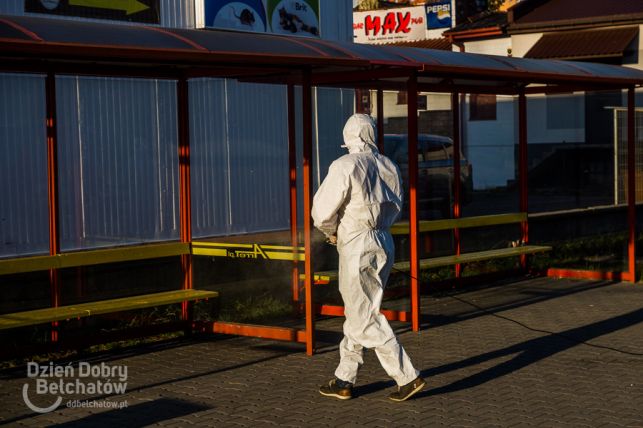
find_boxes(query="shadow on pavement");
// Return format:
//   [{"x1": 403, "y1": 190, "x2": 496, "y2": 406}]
[
  {"x1": 49, "y1": 398, "x2": 210, "y2": 427},
  {"x1": 2, "y1": 351, "x2": 291, "y2": 426},
  {"x1": 412, "y1": 307, "x2": 643, "y2": 398},
  {"x1": 419, "y1": 279, "x2": 615, "y2": 329}
]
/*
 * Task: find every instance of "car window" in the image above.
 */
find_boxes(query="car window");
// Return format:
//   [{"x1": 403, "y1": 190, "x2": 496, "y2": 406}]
[{"x1": 386, "y1": 134, "x2": 464, "y2": 165}]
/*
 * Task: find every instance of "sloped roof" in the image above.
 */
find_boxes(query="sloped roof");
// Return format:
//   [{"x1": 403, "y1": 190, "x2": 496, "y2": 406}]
[
  {"x1": 525, "y1": 27, "x2": 638, "y2": 61},
  {"x1": 509, "y1": 0, "x2": 643, "y2": 32},
  {"x1": 0, "y1": 14, "x2": 642, "y2": 90},
  {"x1": 445, "y1": 11, "x2": 507, "y2": 34},
  {"x1": 379, "y1": 38, "x2": 452, "y2": 51}
]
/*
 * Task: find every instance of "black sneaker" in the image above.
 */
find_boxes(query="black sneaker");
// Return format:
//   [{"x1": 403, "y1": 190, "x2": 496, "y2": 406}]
[
  {"x1": 388, "y1": 377, "x2": 426, "y2": 402},
  {"x1": 319, "y1": 378, "x2": 353, "y2": 400}
]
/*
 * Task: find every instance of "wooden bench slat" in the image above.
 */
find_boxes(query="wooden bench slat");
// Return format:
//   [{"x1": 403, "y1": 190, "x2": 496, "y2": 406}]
[
  {"x1": 302, "y1": 245, "x2": 551, "y2": 283},
  {"x1": 0, "y1": 243, "x2": 190, "y2": 276},
  {"x1": 0, "y1": 289, "x2": 218, "y2": 330},
  {"x1": 393, "y1": 245, "x2": 552, "y2": 272},
  {"x1": 391, "y1": 213, "x2": 528, "y2": 235}
]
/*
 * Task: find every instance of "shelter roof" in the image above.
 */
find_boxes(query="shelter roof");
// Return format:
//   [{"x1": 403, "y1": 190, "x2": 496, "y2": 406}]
[{"x1": 1, "y1": 14, "x2": 642, "y2": 91}]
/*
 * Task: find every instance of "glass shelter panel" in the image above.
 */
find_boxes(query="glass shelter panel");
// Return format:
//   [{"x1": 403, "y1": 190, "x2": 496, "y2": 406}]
[
  {"x1": 527, "y1": 90, "x2": 629, "y2": 274},
  {"x1": 461, "y1": 94, "x2": 518, "y2": 217},
  {"x1": 615, "y1": 107, "x2": 643, "y2": 205},
  {"x1": 311, "y1": 87, "x2": 357, "y2": 309},
  {"x1": 191, "y1": 79, "x2": 295, "y2": 328},
  {"x1": 0, "y1": 73, "x2": 49, "y2": 258},
  {"x1": 190, "y1": 79, "x2": 289, "y2": 237},
  {"x1": 527, "y1": 91, "x2": 618, "y2": 213},
  {"x1": 56, "y1": 76, "x2": 180, "y2": 251}
]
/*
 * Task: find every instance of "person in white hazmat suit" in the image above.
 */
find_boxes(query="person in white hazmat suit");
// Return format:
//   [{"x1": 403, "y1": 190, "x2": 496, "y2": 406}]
[{"x1": 313, "y1": 114, "x2": 425, "y2": 402}]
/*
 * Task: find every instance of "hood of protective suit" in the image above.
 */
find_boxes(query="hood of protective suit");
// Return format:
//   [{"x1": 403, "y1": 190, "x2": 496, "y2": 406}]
[{"x1": 341, "y1": 114, "x2": 378, "y2": 153}]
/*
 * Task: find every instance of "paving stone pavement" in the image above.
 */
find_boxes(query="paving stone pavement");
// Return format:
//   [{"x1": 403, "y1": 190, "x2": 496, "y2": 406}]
[{"x1": 1, "y1": 277, "x2": 643, "y2": 427}]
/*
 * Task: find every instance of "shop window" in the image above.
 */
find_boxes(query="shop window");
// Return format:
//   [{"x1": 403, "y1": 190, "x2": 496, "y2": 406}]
[
  {"x1": 469, "y1": 94, "x2": 496, "y2": 121},
  {"x1": 397, "y1": 91, "x2": 407, "y2": 105}
]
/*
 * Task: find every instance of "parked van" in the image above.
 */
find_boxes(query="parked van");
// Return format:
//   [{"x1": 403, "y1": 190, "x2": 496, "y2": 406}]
[{"x1": 383, "y1": 134, "x2": 473, "y2": 218}]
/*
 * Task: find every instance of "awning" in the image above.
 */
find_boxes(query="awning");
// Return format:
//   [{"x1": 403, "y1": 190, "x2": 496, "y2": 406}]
[
  {"x1": 1, "y1": 15, "x2": 643, "y2": 90},
  {"x1": 380, "y1": 38, "x2": 452, "y2": 51},
  {"x1": 525, "y1": 26, "x2": 638, "y2": 61}
]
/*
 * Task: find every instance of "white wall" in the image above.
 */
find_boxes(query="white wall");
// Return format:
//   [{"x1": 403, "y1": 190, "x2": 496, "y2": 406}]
[
  {"x1": 464, "y1": 37, "x2": 512, "y2": 57},
  {"x1": 624, "y1": 24, "x2": 643, "y2": 71},
  {"x1": 465, "y1": 95, "x2": 517, "y2": 189},
  {"x1": 370, "y1": 91, "x2": 451, "y2": 121},
  {"x1": 510, "y1": 32, "x2": 543, "y2": 57}
]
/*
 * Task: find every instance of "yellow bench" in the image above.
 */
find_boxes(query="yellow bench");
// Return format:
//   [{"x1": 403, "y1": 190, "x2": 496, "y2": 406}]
[
  {"x1": 0, "y1": 289, "x2": 218, "y2": 330},
  {"x1": 0, "y1": 242, "x2": 217, "y2": 331},
  {"x1": 0, "y1": 242, "x2": 189, "y2": 276},
  {"x1": 305, "y1": 213, "x2": 551, "y2": 283}
]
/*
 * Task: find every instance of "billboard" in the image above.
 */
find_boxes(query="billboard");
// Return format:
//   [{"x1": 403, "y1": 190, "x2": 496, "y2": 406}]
[
  {"x1": 24, "y1": 0, "x2": 160, "y2": 24},
  {"x1": 204, "y1": 0, "x2": 268, "y2": 33},
  {"x1": 202, "y1": 0, "x2": 319, "y2": 37},
  {"x1": 353, "y1": 5, "x2": 426, "y2": 44},
  {"x1": 426, "y1": 0, "x2": 452, "y2": 29}
]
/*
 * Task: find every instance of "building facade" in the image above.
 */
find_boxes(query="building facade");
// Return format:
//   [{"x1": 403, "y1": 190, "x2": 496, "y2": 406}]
[{"x1": 442, "y1": 0, "x2": 643, "y2": 214}]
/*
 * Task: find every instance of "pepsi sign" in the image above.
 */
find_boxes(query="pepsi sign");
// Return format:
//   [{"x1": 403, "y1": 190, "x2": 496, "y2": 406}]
[{"x1": 426, "y1": 0, "x2": 452, "y2": 29}]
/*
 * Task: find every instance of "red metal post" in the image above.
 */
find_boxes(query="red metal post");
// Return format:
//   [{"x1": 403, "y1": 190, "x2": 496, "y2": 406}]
[
  {"x1": 377, "y1": 87, "x2": 385, "y2": 153},
  {"x1": 518, "y1": 90, "x2": 529, "y2": 268},
  {"x1": 407, "y1": 73, "x2": 420, "y2": 332},
  {"x1": 287, "y1": 84, "x2": 300, "y2": 303},
  {"x1": 177, "y1": 77, "x2": 193, "y2": 319},
  {"x1": 627, "y1": 87, "x2": 637, "y2": 282},
  {"x1": 452, "y1": 92, "x2": 462, "y2": 279},
  {"x1": 302, "y1": 69, "x2": 315, "y2": 355},
  {"x1": 203, "y1": 321, "x2": 307, "y2": 343},
  {"x1": 45, "y1": 72, "x2": 60, "y2": 342}
]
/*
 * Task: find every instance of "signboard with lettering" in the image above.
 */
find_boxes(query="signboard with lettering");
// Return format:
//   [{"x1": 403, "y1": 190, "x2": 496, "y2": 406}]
[
  {"x1": 202, "y1": 0, "x2": 319, "y2": 38},
  {"x1": 25, "y1": 0, "x2": 160, "y2": 24},
  {"x1": 353, "y1": 5, "x2": 426, "y2": 44},
  {"x1": 426, "y1": 0, "x2": 452, "y2": 29}
]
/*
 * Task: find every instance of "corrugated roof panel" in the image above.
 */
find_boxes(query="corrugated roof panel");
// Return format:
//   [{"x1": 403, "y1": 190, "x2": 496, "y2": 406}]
[
  {"x1": 0, "y1": 17, "x2": 36, "y2": 40},
  {"x1": 554, "y1": 60, "x2": 643, "y2": 80},
  {"x1": 381, "y1": 38, "x2": 453, "y2": 51},
  {"x1": 170, "y1": 27, "x2": 333, "y2": 58},
  {"x1": 5, "y1": 15, "x2": 195, "y2": 50},
  {"x1": 525, "y1": 27, "x2": 638, "y2": 60},
  {"x1": 404, "y1": 48, "x2": 518, "y2": 71},
  {"x1": 513, "y1": 0, "x2": 643, "y2": 25},
  {"x1": 331, "y1": 41, "x2": 422, "y2": 63},
  {"x1": 493, "y1": 55, "x2": 590, "y2": 75}
]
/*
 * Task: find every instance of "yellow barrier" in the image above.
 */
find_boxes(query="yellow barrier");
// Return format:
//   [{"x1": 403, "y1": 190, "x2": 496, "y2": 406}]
[{"x1": 191, "y1": 242, "x2": 305, "y2": 261}]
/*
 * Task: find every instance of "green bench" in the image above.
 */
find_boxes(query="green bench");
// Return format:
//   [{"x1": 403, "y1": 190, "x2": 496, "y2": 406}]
[{"x1": 307, "y1": 213, "x2": 551, "y2": 283}]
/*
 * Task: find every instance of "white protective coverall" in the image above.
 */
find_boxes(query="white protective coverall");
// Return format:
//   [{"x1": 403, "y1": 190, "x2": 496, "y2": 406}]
[{"x1": 311, "y1": 114, "x2": 419, "y2": 386}]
